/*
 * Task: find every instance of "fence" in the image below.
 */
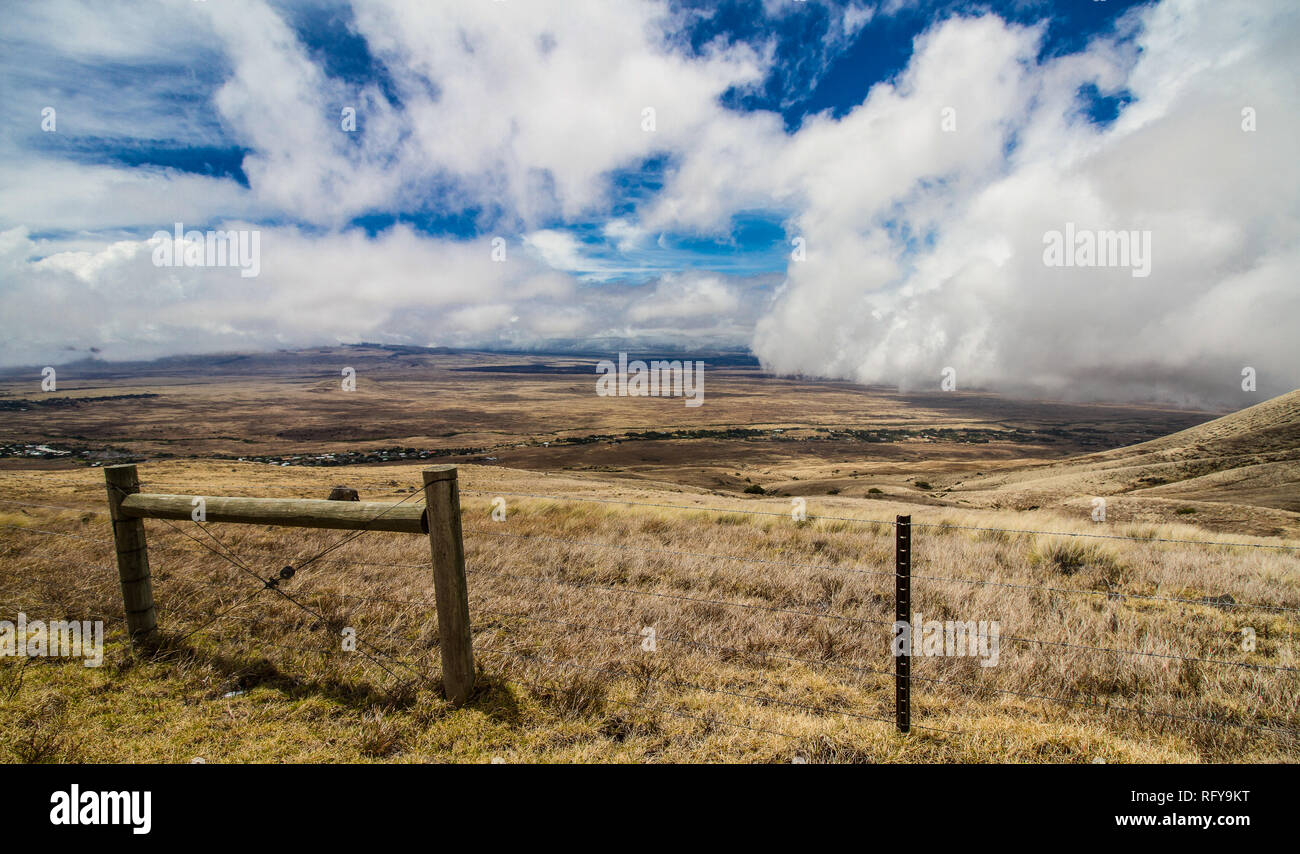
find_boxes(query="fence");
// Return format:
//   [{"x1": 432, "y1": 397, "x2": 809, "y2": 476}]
[
  {"x1": 102, "y1": 463, "x2": 475, "y2": 705},
  {"x1": 2, "y1": 463, "x2": 1298, "y2": 757}
]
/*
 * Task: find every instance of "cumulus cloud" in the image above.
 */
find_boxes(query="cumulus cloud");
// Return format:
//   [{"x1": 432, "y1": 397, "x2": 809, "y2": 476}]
[
  {"x1": 4, "y1": 0, "x2": 765, "y2": 232},
  {"x1": 1, "y1": 0, "x2": 1296, "y2": 408},
  {"x1": 0, "y1": 224, "x2": 577, "y2": 362},
  {"x1": 0, "y1": 226, "x2": 773, "y2": 365},
  {"x1": 331, "y1": 0, "x2": 763, "y2": 225},
  {"x1": 651, "y1": 0, "x2": 1300, "y2": 405},
  {"x1": 0, "y1": 0, "x2": 773, "y2": 366},
  {"x1": 628, "y1": 273, "x2": 743, "y2": 323}
]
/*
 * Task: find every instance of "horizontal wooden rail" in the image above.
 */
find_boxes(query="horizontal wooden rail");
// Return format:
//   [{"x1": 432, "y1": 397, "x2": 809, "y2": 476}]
[
  {"x1": 119, "y1": 493, "x2": 428, "y2": 535},
  {"x1": 105, "y1": 464, "x2": 475, "y2": 705}
]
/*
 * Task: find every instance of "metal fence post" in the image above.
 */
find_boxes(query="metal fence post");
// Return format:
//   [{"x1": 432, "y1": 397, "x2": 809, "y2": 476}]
[{"x1": 895, "y1": 514, "x2": 911, "y2": 734}]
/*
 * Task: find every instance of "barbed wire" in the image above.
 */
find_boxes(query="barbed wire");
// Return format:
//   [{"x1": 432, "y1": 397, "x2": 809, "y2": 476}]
[
  {"x1": 8, "y1": 483, "x2": 1295, "y2": 552},
  {"x1": 52, "y1": 527, "x2": 433, "y2": 572},
  {"x1": 488, "y1": 655, "x2": 809, "y2": 743},
  {"x1": 468, "y1": 528, "x2": 1300, "y2": 614},
  {"x1": 911, "y1": 519, "x2": 1300, "y2": 551},
  {"x1": 0, "y1": 498, "x2": 101, "y2": 514},
  {"x1": 105, "y1": 482, "x2": 425, "y2": 689},
  {"x1": 0, "y1": 596, "x2": 126, "y2": 624},
  {"x1": 5, "y1": 517, "x2": 1293, "y2": 675},
  {"x1": 479, "y1": 645, "x2": 964, "y2": 737},
  {"x1": 906, "y1": 669, "x2": 1300, "y2": 740},
  {"x1": 968, "y1": 625, "x2": 1298, "y2": 674},
  {"x1": 8, "y1": 479, "x2": 1299, "y2": 754},
  {"x1": 467, "y1": 562, "x2": 1297, "y2": 673},
  {"x1": 0, "y1": 523, "x2": 112, "y2": 546},
  {"x1": 477, "y1": 607, "x2": 1300, "y2": 738},
  {"x1": 459, "y1": 488, "x2": 1300, "y2": 551},
  {"x1": 292, "y1": 486, "x2": 429, "y2": 574},
  {"x1": 155, "y1": 604, "x2": 428, "y2": 671},
  {"x1": 473, "y1": 607, "x2": 895, "y2": 678},
  {"x1": 147, "y1": 540, "x2": 430, "y2": 571},
  {"x1": 480, "y1": 626, "x2": 1300, "y2": 738},
  {"x1": 906, "y1": 568, "x2": 1300, "y2": 614},
  {"x1": 465, "y1": 564, "x2": 896, "y2": 629}
]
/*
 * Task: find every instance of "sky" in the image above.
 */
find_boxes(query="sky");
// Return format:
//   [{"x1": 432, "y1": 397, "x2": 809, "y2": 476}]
[{"x1": 1, "y1": 0, "x2": 1296, "y2": 406}]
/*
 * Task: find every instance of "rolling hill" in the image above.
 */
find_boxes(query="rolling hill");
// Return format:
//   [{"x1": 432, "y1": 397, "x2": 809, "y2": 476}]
[{"x1": 948, "y1": 390, "x2": 1300, "y2": 537}]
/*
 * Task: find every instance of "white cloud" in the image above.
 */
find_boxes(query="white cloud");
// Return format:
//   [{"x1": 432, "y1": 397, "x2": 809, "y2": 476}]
[
  {"x1": 0, "y1": 158, "x2": 266, "y2": 235},
  {"x1": 522, "y1": 230, "x2": 587, "y2": 272},
  {"x1": 1, "y1": 0, "x2": 1296, "y2": 407},
  {"x1": 603, "y1": 219, "x2": 647, "y2": 252},
  {"x1": 628, "y1": 273, "x2": 744, "y2": 323},
  {"x1": 341, "y1": 0, "x2": 764, "y2": 225},
  {"x1": 644, "y1": 0, "x2": 1300, "y2": 406},
  {"x1": 0, "y1": 226, "x2": 768, "y2": 365}
]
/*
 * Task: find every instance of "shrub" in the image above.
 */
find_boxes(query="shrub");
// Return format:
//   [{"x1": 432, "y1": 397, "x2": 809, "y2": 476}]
[
  {"x1": 1035, "y1": 540, "x2": 1123, "y2": 579},
  {"x1": 1042, "y1": 541, "x2": 1091, "y2": 574},
  {"x1": 743, "y1": 484, "x2": 766, "y2": 495}
]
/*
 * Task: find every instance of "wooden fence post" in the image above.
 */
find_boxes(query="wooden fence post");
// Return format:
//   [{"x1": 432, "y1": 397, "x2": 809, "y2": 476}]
[
  {"x1": 895, "y1": 514, "x2": 911, "y2": 734},
  {"x1": 104, "y1": 464, "x2": 157, "y2": 646},
  {"x1": 422, "y1": 465, "x2": 475, "y2": 705}
]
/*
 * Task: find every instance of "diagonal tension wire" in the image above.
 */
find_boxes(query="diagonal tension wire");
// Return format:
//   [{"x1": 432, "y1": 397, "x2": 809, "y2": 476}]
[
  {"x1": 115, "y1": 483, "x2": 423, "y2": 688},
  {"x1": 145, "y1": 480, "x2": 423, "y2": 627},
  {"x1": 290, "y1": 487, "x2": 428, "y2": 574},
  {"x1": 131, "y1": 481, "x2": 429, "y2": 685}
]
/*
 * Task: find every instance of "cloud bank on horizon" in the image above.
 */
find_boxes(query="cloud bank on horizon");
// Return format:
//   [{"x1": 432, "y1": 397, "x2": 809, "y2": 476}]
[{"x1": 1, "y1": 0, "x2": 1296, "y2": 407}]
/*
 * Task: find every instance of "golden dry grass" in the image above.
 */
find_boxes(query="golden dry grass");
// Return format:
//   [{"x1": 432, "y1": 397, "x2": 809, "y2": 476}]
[
  {"x1": 952, "y1": 390, "x2": 1300, "y2": 537},
  {"x1": 1, "y1": 460, "x2": 1297, "y2": 763}
]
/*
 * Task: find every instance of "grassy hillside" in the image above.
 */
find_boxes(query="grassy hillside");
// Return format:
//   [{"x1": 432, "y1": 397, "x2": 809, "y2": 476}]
[
  {"x1": 946, "y1": 391, "x2": 1300, "y2": 537},
  {"x1": 1, "y1": 460, "x2": 1296, "y2": 763}
]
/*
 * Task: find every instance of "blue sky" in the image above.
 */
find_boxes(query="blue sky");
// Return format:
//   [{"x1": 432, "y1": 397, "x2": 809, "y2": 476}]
[
  {"x1": 1, "y1": 0, "x2": 1296, "y2": 405},
  {"x1": 12, "y1": 0, "x2": 1148, "y2": 271}
]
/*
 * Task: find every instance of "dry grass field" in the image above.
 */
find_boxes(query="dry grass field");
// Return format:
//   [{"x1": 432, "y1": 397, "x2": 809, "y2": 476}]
[
  {"x1": 0, "y1": 344, "x2": 1212, "y2": 469},
  {"x1": 1, "y1": 352, "x2": 1297, "y2": 763},
  {"x1": 1, "y1": 458, "x2": 1297, "y2": 763}
]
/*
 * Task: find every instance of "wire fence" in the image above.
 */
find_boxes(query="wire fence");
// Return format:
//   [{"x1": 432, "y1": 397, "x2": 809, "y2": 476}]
[{"x1": 2, "y1": 478, "x2": 1298, "y2": 759}]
